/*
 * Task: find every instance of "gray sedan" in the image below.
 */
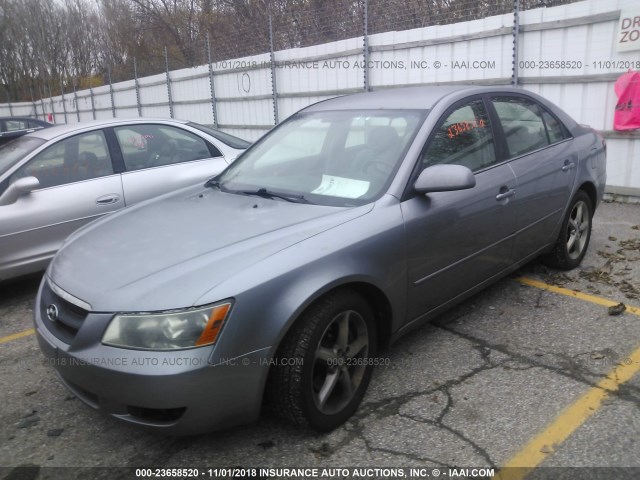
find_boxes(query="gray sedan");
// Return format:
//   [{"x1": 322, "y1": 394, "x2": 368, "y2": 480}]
[
  {"x1": 34, "y1": 86, "x2": 606, "y2": 435},
  {"x1": 0, "y1": 119, "x2": 249, "y2": 281}
]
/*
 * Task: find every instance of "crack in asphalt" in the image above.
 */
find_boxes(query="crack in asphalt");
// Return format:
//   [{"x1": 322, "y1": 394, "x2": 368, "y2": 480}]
[
  {"x1": 360, "y1": 436, "x2": 448, "y2": 467},
  {"x1": 433, "y1": 321, "x2": 640, "y2": 409},
  {"x1": 397, "y1": 410, "x2": 498, "y2": 469},
  {"x1": 321, "y1": 334, "x2": 510, "y2": 469},
  {"x1": 534, "y1": 289, "x2": 545, "y2": 309}
]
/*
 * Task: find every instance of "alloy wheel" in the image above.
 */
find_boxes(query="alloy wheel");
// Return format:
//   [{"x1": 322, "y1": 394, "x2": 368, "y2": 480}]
[
  {"x1": 566, "y1": 200, "x2": 590, "y2": 260},
  {"x1": 312, "y1": 310, "x2": 369, "y2": 415}
]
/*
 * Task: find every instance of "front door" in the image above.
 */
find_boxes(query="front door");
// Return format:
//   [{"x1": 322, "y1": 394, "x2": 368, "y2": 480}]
[
  {"x1": 402, "y1": 97, "x2": 518, "y2": 321},
  {"x1": 0, "y1": 130, "x2": 123, "y2": 278}
]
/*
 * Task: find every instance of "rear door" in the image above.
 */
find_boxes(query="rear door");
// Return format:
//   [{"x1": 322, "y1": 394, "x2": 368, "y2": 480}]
[
  {"x1": 0, "y1": 129, "x2": 124, "y2": 277},
  {"x1": 489, "y1": 95, "x2": 577, "y2": 262},
  {"x1": 402, "y1": 96, "x2": 518, "y2": 320},
  {"x1": 113, "y1": 124, "x2": 228, "y2": 205}
]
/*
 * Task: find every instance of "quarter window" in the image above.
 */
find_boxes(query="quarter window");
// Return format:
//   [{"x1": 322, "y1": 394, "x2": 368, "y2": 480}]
[
  {"x1": 421, "y1": 99, "x2": 496, "y2": 172},
  {"x1": 114, "y1": 124, "x2": 219, "y2": 172},
  {"x1": 10, "y1": 131, "x2": 114, "y2": 189}
]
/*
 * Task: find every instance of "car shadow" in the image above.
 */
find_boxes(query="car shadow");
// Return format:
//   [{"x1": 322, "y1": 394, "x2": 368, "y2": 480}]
[{"x1": 0, "y1": 272, "x2": 44, "y2": 305}]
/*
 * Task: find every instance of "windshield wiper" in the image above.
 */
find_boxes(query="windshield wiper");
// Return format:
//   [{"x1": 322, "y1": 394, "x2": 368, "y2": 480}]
[{"x1": 234, "y1": 188, "x2": 312, "y2": 204}]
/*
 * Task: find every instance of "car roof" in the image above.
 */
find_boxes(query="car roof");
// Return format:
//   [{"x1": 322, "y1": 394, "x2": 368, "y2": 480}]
[
  {"x1": 302, "y1": 85, "x2": 527, "y2": 111},
  {"x1": 24, "y1": 118, "x2": 191, "y2": 141},
  {"x1": 300, "y1": 85, "x2": 581, "y2": 135}
]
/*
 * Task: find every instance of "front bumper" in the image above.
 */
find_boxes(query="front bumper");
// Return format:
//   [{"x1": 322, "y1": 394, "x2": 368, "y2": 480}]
[{"x1": 34, "y1": 280, "x2": 270, "y2": 435}]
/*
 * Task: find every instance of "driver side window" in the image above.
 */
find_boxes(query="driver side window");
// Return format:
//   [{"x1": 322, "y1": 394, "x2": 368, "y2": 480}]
[{"x1": 420, "y1": 99, "x2": 496, "y2": 172}]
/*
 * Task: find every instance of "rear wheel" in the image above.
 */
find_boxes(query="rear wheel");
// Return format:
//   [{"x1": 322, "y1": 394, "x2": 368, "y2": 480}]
[
  {"x1": 542, "y1": 190, "x2": 592, "y2": 270},
  {"x1": 268, "y1": 290, "x2": 377, "y2": 431}
]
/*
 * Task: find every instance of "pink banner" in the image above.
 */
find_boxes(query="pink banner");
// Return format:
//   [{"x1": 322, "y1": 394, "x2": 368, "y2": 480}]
[{"x1": 614, "y1": 71, "x2": 640, "y2": 131}]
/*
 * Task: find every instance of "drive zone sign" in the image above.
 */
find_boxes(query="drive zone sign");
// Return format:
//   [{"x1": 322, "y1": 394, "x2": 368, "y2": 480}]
[{"x1": 616, "y1": 8, "x2": 640, "y2": 52}]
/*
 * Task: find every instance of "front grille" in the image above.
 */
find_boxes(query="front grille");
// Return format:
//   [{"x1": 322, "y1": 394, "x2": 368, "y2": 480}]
[{"x1": 40, "y1": 281, "x2": 89, "y2": 343}]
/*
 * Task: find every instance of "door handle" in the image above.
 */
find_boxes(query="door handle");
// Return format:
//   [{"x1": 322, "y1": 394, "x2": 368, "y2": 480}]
[
  {"x1": 561, "y1": 160, "x2": 575, "y2": 172},
  {"x1": 495, "y1": 188, "x2": 515, "y2": 201},
  {"x1": 96, "y1": 194, "x2": 121, "y2": 205}
]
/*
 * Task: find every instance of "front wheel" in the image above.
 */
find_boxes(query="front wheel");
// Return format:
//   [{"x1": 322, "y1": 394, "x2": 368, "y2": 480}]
[
  {"x1": 542, "y1": 190, "x2": 593, "y2": 270},
  {"x1": 267, "y1": 290, "x2": 377, "y2": 432}
]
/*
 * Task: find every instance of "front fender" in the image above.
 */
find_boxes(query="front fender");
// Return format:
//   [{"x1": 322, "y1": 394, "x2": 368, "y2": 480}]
[{"x1": 204, "y1": 199, "x2": 407, "y2": 366}]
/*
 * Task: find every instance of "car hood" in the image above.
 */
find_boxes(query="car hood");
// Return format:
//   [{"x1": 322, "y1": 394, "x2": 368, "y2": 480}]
[{"x1": 50, "y1": 186, "x2": 372, "y2": 311}]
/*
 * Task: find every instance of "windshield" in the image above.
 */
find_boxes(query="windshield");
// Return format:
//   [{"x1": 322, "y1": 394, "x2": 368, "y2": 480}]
[
  {"x1": 188, "y1": 123, "x2": 251, "y2": 150},
  {"x1": 0, "y1": 136, "x2": 46, "y2": 178},
  {"x1": 216, "y1": 109, "x2": 426, "y2": 207}
]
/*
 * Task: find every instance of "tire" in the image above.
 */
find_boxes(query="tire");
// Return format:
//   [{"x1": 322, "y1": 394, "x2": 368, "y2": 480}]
[
  {"x1": 542, "y1": 190, "x2": 593, "y2": 270},
  {"x1": 267, "y1": 290, "x2": 377, "y2": 432}
]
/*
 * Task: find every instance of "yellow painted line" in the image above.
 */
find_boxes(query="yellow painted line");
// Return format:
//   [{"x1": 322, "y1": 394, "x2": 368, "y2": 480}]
[
  {"x1": 0, "y1": 328, "x2": 35, "y2": 344},
  {"x1": 499, "y1": 277, "x2": 640, "y2": 479},
  {"x1": 498, "y1": 343, "x2": 640, "y2": 480},
  {"x1": 516, "y1": 276, "x2": 640, "y2": 316}
]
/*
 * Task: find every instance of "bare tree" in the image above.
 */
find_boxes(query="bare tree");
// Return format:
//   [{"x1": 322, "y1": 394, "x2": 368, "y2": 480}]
[
  {"x1": 63, "y1": 0, "x2": 102, "y2": 82},
  {"x1": 0, "y1": 0, "x2": 580, "y2": 102},
  {"x1": 129, "y1": 0, "x2": 202, "y2": 67}
]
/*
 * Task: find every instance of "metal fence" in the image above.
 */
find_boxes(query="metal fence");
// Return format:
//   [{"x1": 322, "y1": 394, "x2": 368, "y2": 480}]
[{"x1": 3, "y1": 0, "x2": 586, "y2": 126}]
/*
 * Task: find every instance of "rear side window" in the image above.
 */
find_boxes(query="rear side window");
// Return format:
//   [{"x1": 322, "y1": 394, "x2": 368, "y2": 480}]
[
  {"x1": 420, "y1": 99, "x2": 496, "y2": 172},
  {"x1": 492, "y1": 97, "x2": 552, "y2": 157},
  {"x1": 5, "y1": 120, "x2": 29, "y2": 132},
  {"x1": 492, "y1": 97, "x2": 568, "y2": 157},
  {"x1": 114, "y1": 124, "x2": 220, "y2": 172}
]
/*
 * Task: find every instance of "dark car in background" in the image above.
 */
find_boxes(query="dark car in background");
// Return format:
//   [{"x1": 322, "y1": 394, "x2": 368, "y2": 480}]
[{"x1": 0, "y1": 116, "x2": 52, "y2": 146}]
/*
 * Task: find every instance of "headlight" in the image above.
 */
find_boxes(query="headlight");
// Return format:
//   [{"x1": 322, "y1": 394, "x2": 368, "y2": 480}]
[{"x1": 102, "y1": 302, "x2": 232, "y2": 350}]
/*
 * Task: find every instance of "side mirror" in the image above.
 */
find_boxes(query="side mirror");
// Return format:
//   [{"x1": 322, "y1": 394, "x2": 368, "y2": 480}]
[
  {"x1": 0, "y1": 176, "x2": 40, "y2": 206},
  {"x1": 414, "y1": 164, "x2": 475, "y2": 194}
]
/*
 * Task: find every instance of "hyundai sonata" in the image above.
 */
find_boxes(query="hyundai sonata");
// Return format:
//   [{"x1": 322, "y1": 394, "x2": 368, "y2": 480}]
[{"x1": 34, "y1": 86, "x2": 606, "y2": 435}]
